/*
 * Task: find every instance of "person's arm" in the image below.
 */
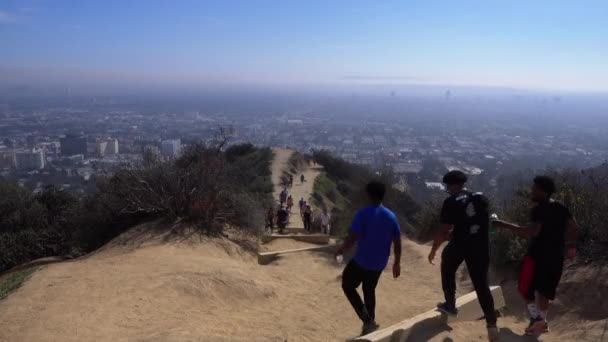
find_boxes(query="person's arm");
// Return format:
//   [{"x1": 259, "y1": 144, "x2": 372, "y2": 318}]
[
  {"x1": 336, "y1": 232, "x2": 358, "y2": 256},
  {"x1": 428, "y1": 223, "x2": 451, "y2": 265},
  {"x1": 429, "y1": 198, "x2": 454, "y2": 265},
  {"x1": 493, "y1": 220, "x2": 541, "y2": 238},
  {"x1": 336, "y1": 211, "x2": 362, "y2": 256},
  {"x1": 392, "y1": 236, "x2": 402, "y2": 278}
]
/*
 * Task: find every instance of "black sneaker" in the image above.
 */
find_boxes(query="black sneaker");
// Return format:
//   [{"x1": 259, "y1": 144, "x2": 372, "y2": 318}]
[
  {"x1": 360, "y1": 321, "x2": 380, "y2": 336},
  {"x1": 437, "y1": 302, "x2": 458, "y2": 316},
  {"x1": 525, "y1": 317, "x2": 548, "y2": 336}
]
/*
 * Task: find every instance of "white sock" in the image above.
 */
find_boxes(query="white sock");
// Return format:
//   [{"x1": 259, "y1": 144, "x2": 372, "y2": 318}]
[{"x1": 527, "y1": 303, "x2": 539, "y2": 318}]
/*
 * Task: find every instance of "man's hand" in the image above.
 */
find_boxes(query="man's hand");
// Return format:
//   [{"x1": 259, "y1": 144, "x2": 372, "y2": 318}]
[
  {"x1": 428, "y1": 249, "x2": 436, "y2": 265},
  {"x1": 392, "y1": 263, "x2": 401, "y2": 278},
  {"x1": 334, "y1": 248, "x2": 343, "y2": 258}
]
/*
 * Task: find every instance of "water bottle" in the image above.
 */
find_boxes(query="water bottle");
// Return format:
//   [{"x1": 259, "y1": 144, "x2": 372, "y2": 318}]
[{"x1": 490, "y1": 213, "x2": 498, "y2": 236}]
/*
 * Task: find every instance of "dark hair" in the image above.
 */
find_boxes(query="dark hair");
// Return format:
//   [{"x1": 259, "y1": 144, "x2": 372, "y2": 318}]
[
  {"x1": 366, "y1": 181, "x2": 386, "y2": 202},
  {"x1": 533, "y1": 175, "x2": 556, "y2": 196},
  {"x1": 442, "y1": 170, "x2": 468, "y2": 185}
]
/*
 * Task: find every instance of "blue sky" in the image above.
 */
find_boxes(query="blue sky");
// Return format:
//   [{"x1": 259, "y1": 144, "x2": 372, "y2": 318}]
[{"x1": 1, "y1": 0, "x2": 607, "y2": 91}]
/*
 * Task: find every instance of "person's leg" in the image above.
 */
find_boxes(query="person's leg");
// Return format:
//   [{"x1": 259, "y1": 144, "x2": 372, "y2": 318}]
[
  {"x1": 518, "y1": 256, "x2": 538, "y2": 319},
  {"x1": 441, "y1": 242, "x2": 465, "y2": 309},
  {"x1": 527, "y1": 261, "x2": 562, "y2": 335},
  {"x1": 464, "y1": 251, "x2": 497, "y2": 327},
  {"x1": 361, "y1": 269, "x2": 383, "y2": 322},
  {"x1": 342, "y1": 261, "x2": 368, "y2": 322},
  {"x1": 536, "y1": 292, "x2": 550, "y2": 321}
]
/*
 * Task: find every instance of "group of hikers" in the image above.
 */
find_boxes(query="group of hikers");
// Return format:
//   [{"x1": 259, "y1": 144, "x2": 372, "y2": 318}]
[
  {"x1": 335, "y1": 171, "x2": 578, "y2": 340},
  {"x1": 265, "y1": 175, "x2": 331, "y2": 235}
]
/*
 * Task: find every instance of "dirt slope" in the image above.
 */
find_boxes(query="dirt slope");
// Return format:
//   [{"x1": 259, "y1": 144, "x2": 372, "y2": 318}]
[{"x1": 0, "y1": 148, "x2": 605, "y2": 341}]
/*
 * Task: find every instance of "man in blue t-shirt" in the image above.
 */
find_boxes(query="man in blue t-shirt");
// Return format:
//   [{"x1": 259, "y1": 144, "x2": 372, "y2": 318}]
[{"x1": 336, "y1": 181, "x2": 402, "y2": 336}]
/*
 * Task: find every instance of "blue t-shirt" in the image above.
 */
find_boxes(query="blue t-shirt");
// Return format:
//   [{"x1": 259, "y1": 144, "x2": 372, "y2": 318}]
[{"x1": 351, "y1": 205, "x2": 401, "y2": 271}]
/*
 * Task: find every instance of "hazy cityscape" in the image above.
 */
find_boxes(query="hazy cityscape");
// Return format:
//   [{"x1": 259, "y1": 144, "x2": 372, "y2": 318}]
[{"x1": 1, "y1": 89, "x2": 607, "y2": 195}]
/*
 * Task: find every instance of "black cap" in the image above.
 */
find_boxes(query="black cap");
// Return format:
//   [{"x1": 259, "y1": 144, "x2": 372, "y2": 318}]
[{"x1": 442, "y1": 170, "x2": 468, "y2": 185}]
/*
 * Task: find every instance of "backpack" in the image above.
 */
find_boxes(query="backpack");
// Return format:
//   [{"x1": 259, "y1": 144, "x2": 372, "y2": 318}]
[{"x1": 463, "y1": 192, "x2": 489, "y2": 236}]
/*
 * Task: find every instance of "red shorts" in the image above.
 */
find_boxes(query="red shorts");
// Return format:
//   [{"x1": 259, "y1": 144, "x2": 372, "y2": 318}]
[
  {"x1": 518, "y1": 256, "x2": 536, "y2": 300},
  {"x1": 519, "y1": 255, "x2": 563, "y2": 301}
]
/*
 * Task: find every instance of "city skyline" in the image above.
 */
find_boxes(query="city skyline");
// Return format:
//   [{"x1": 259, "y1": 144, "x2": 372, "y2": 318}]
[{"x1": 1, "y1": 0, "x2": 607, "y2": 92}]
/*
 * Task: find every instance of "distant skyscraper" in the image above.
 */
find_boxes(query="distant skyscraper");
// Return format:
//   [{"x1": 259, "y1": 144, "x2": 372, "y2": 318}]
[
  {"x1": 0, "y1": 152, "x2": 15, "y2": 169},
  {"x1": 15, "y1": 148, "x2": 45, "y2": 170},
  {"x1": 445, "y1": 89, "x2": 451, "y2": 100},
  {"x1": 61, "y1": 133, "x2": 88, "y2": 156},
  {"x1": 97, "y1": 138, "x2": 119, "y2": 157},
  {"x1": 106, "y1": 138, "x2": 119, "y2": 155},
  {"x1": 161, "y1": 139, "x2": 181, "y2": 159}
]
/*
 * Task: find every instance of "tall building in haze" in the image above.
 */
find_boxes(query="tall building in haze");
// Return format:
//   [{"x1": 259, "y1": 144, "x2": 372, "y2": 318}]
[
  {"x1": 60, "y1": 133, "x2": 87, "y2": 156},
  {"x1": 15, "y1": 148, "x2": 45, "y2": 170},
  {"x1": 96, "y1": 138, "x2": 119, "y2": 157},
  {"x1": 161, "y1": 139, "x2": 181, "y2": 159}
]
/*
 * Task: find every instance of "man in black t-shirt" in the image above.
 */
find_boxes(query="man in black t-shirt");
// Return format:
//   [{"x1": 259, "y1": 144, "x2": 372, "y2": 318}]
[
  {"x1": 494, "y1": 175, "x2": 578, "y2": 337},
  {"x1": 428, "y1": 170, "x2": 498, "y2": 341},
  {"x1": 276, "y1": 205, "x2": 289, "y2": 234}
]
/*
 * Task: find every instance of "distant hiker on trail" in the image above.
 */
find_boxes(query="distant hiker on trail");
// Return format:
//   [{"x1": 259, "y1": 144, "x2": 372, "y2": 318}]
[
  {"x1": 303, "y1": 204, "x2": 313, "y2": 232},
  {"x1": 286, "y1": 195, "x2": 294, "y2": 214},
  {"x1": 279, "y1": 188, "x2": 288, "y2": 206},
  {"x1": 300, "y1": 174, "x2": 305, "y2": 184},
  {"x1": 299, "y1": 197, "x2": 306, "y2": 217},
  {"x1": 265, "y1": 207, "x2": 274, "y2": 233},
  {"x1": 276, "y1": 205, "x2": 289, "y2": 234},
  {"x1": 335, "y1": 181, "x2": 401, "y2": 336},
  {"x1": 320, "y1": 208, "x2": 331, "y2": 235},
  {"x1": 493, "y1": 176, "x2": 578, "y2": 337},
  {"x1": 289, "y1": 174, "x2": 294, "y2": 188},
  {"x1": 427, "y1": 170, "x2": 498, "y2": 341}
]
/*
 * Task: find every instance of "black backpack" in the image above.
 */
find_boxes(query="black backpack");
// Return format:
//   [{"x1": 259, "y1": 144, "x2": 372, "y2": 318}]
[{"x1": 463, "y1": 192, "x2": 490, "y2": 236}]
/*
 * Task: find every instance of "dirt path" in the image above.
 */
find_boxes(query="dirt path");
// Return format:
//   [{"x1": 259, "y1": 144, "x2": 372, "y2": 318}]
[{"x1": 271, "y1": 148, "x2": 321, "y2": 229}]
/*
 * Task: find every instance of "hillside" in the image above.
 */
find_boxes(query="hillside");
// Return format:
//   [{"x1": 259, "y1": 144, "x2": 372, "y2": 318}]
[{"x1": 0, "y1": 149, "x2": 606, "y2": 341}]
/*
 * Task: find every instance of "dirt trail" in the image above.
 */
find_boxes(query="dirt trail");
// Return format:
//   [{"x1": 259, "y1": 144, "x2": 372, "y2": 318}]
[
  {"x1": 0, "y1": 149, "x2": 605, "y2": 341},
  {"x1": 271, "y1": 148, "x2": 321, "y2": 229}
]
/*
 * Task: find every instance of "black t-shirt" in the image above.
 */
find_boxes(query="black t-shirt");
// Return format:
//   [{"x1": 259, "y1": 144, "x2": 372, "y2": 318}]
[
  {"x1": 277, "y1": 209, "x2": 288, "y2": 222},
  {"x1": 440, "y1": 191, "x2": 489, "y2": 246},
  {"x1": 527, "y1": 200, "x2": 572, "y2": 261}
]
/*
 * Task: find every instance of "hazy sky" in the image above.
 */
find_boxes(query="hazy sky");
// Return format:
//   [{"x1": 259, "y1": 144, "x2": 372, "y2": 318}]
[{"x1": 1, "y1": 0, "x2": 607, "y2": 92}]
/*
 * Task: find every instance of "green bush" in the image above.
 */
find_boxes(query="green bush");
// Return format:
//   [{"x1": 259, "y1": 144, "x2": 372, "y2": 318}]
[
  {"x1": 311, "y1": 150, "x2": 421, "y2": 238},
  {"x1": 0, "y1": 143, "x2": 274, "y2": 273}
]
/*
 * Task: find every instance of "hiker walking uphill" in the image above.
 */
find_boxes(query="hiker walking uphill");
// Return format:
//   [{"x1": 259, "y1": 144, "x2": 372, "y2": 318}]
[
  {"x1": 300, "y1": 174, "x2": 305, "y2": 184},
  {"x1": 299, "y1": 197, "x2": 305, "y2": 217},
  {"x1": 279, "y1": 188, "x2": 288, "y2": 206},
  {"x1": 320, "y1": 208, "x2": 331, "y2": 235},
  {"x1": 493, "y1": 176, "x2": 578, "y2": 337},
  {"x1": 276, "y1": 205, "x2": 289, "y2": 234},
  {"x1": 302, "y1": 204, "x2": 313, "y2": 232},
  {"x1": 286, "y1": 195, "x2": 294, "y2": 214},
  {"x1": 265, "y1": 207, "x2": 274, "y2": 233},
  {"x1": 428, "y1": 170, "x2": 499, "y2": 341},
  {"x1": 336, "y1": 181, "x2": 402, "y2": 336}
]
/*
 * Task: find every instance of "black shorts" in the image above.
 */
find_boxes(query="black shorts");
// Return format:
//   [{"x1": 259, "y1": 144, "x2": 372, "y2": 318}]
[{"x1": 520, "y1": 256, "x2": 563, "y2": 301}]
